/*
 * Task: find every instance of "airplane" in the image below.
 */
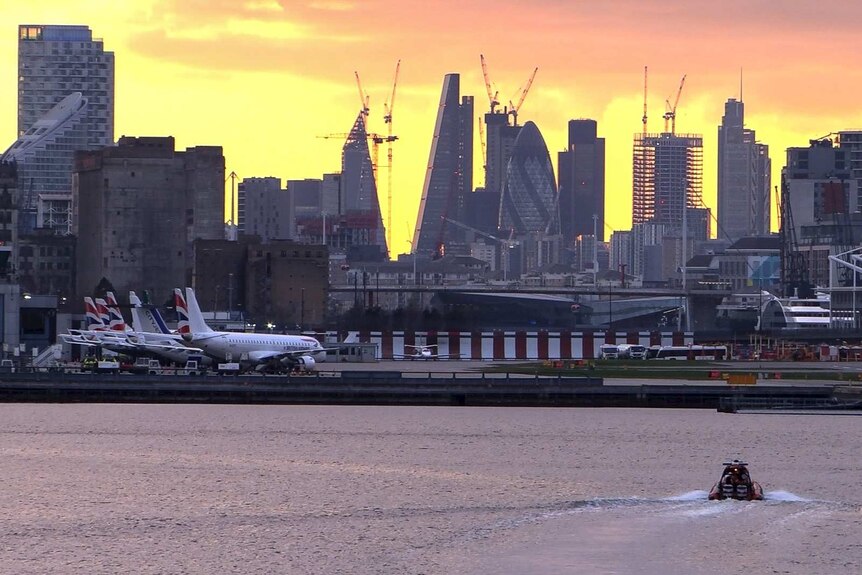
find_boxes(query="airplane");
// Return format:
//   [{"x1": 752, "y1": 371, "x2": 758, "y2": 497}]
[
  {"x1": 124, "y1": 291, "x2": 209, "y2": 365},
  {"x1": 61, "y1": 292, "x2": 206, "y2": 364},
  {"x1": 394, "y1": 344, "x2": 456, "y2": 360},
  {"x1": 178, "y1": 287, "x2": 331, "y2": 371}
]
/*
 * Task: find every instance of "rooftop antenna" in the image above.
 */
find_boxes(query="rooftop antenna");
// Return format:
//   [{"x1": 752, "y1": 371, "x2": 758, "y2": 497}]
[{"x1": 642, "y1": 66, "x2": 648, "y2": 136}]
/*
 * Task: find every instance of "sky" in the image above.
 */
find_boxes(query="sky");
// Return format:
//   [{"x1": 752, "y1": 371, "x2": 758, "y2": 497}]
[{"x1": 3, "y1": 0, "x2": 862, "y2": 257}]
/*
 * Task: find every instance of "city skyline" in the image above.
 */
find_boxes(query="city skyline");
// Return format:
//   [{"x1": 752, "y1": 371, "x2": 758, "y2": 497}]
[{"x1": 3, "y1": 2, "x2": 862, "y2": 257}]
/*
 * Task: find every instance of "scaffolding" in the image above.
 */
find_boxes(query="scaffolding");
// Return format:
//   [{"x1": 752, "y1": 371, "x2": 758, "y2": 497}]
[{"x1": 632, "y1": 132, "x2": 702, "y2": 231}]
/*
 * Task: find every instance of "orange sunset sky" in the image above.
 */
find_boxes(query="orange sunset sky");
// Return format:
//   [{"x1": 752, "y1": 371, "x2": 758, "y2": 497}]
[{"x1": 3, "y1": 1, "x2": 862, "y2": 257}]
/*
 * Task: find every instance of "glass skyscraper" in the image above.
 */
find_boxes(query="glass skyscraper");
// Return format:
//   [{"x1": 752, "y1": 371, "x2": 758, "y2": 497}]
[
  {"x1": 412, "y1": 74, "x2": 473, "y2": 257},
  {"x1": 498, "y1": 121, "x2": 557, "y2": 236},
  {"x1": 717, "y1": 98, "x2": 770, "y2": 241}
]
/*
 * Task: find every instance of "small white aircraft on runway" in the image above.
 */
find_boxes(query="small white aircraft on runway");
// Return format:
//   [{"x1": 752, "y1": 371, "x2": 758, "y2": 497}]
[{"x1": 395, "y1": 344, "x2": 456, "y2": 360}]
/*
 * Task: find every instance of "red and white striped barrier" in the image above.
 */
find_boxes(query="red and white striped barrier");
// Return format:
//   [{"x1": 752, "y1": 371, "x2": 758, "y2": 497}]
[{"x1": 329, "y1": 330, "x2": 694, "y2": 360}]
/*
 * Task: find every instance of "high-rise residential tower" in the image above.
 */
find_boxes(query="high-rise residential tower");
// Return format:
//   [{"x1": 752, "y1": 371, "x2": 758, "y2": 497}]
[
  {"x1": 717, "y1": 98, "x2": 771, "y2": 241},
  {"x1": 413, "y1": 74, "x2": 473, "y2": 257},
  {"x1": 558, "y1": 119, "x2": 605, "y2": 243},
  {"x1": 16, "y1": 25, "x2": 114, "y2": 232},
  {"x1": 632, "y1": 132, "x2": 703, "y2": 233}
]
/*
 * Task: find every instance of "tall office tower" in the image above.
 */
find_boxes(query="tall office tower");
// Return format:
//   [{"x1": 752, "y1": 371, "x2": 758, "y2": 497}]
[
  {"x1": 558, "y1": 119, "x2": 606, "y2": 243},
  {"x1": 484, "y1": 110, "x2": 521, "y2": 203},
  {"x1": 717, "y1": 99, "x2": 771, "y2": 241},
  {"x1": 237, "y1": 177, "x2": 291, "y2": 242},
  {"x1": 17, "y1": 25, "x2": 114, "y2": 231},
  {"x1": 498, "y1": 121, "x2": 558, "y2": 236},
  {"x1": 73, "y1": 137, "x2": 224, "y2": 303},
  {"x1": 342, "y1": 113, "x2": 387, "y2": 257},
  {"x1": 632, "y1": 132, "x2": 703, "y2": 232},
  {"x1": 609, "y1": 229, "x2": 633, "y2": 276},
  {"x1": 837, "y1": 131, "x2": 862, "y2": 208},
  {"x1": 413, "y1": 74, "x2": 474, "y2": 257}
]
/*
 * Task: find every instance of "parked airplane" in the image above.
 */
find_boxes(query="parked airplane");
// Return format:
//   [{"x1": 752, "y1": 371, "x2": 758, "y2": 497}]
[
  {"x1": 394, "y1": 344, "x2": 455, "y2": 360},
  {"x1": 178, "y1": 287, "x2": 330, "y2": 371},
  {"x1": 125, "y1": 292, "x2": 208, "y2": 364},
  {"x1": 62, "y1": 292, "x2": 205, "y2": 364}
]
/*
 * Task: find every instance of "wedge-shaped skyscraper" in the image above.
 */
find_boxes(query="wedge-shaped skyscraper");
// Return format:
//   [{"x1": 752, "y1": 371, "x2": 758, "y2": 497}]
[{"x1": 412, "y1": 74, "x2": 473, "y2": 257}]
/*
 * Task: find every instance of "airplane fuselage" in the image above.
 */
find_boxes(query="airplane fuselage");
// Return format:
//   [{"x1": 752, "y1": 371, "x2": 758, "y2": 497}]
[{"x1": 190, "y1": 333, "x2": 325, "y2": 363}]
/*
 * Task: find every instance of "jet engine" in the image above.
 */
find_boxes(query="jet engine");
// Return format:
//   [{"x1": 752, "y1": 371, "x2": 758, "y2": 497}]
[{"x1": 294, "y1": 356, "x2": 316, "y2": 372}]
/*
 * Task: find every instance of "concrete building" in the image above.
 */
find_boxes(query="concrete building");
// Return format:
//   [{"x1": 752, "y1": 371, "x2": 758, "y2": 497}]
[
  {"x1": 717, "y1": 98, "x2": 771, "y2": 242},
  {"x1": 16, "y1": 25, "x2": 114, "y2": 233},
  {"x1": 245, "y1": 241, "x2": 328, "y2": 329},
  {"x1": 836, "y1": 130, "x2": 862, "y2": 208},
  {"x1": 782, "y1": 139, "x2": 859, "y2": 293},
  {"x1": 413, "y1": 74, "x2": 474, "y2": 257},
  {"x1": 558, "y1": 119, "x2": 606, "y2": 243},
  {"x1": 73, "y1": 136, "x2": 225, "y2": 304},
  {"x1": 237, "y1": 177, "x2": 291, "y2": 242}
]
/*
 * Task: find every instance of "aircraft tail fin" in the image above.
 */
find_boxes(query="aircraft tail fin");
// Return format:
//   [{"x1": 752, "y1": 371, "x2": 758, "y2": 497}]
[
  {"x1": 84, "y1": 297, "x2": 104, "y2": 331},
  {"x1": 173, "y1": 288, "x2": 192, "y2": 335},
  {"x1": 183, "y1": 287, "x2": 214, "y2": 334},
  {"x1": 105, "y1": 291, "x2": 129, "y2": 332}
]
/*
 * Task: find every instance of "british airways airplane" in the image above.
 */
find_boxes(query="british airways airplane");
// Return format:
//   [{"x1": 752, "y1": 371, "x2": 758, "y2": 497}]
[{"x1": 178, "y1": 287, "x2": 330, "y2": 371}]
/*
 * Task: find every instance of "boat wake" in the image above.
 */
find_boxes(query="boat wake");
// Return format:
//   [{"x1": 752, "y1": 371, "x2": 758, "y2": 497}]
[{"x1": 763, "y1": 490, "x2": 810, "y2": 502}]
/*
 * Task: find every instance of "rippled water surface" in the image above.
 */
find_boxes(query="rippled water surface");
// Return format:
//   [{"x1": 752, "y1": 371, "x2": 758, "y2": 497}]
[{"x1": 0, "y1": 405, "x2": 860, "y2": 574}]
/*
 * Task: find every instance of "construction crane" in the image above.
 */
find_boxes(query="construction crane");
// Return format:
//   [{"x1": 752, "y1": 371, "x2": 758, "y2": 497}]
[
  {"x1": 480, "y1": 54, "x2": 500, "y2": 114},
  {"x1": 354, "y1": 70, "x2": 370, "y2": 124},
  {"x1": 642, "y1": 66, "x2": 648, "y2": 136},
  {"x1": 442, "y1": 216, "x2": 519, "y2": 280},
  {"x1": 317, "y1": 132, "x2": 395, "y2": 183},
  {"x1": 382, "y1": 59, "x2": 401, "y2": 253},
  {"x1": 778, "y1": 184, "x2": 813, "y2": 298},
  {"x1": 507, "y1": 66, "x2": 538, "y2": 126},
  {"x1": 663, "y1": 74, "x2": 687, "y2": 135}
]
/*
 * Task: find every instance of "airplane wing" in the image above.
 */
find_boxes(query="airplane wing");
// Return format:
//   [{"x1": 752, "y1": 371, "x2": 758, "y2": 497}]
[{"x1": 134, "y1": 341, "x2": 204, "y2": 353}]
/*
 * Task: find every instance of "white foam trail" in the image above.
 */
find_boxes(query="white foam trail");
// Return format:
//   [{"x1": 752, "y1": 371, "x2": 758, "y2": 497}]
[
  {"x1": 666, "y1": 490, "x2": 709, "y2": 501},
  {"x1": 764, "y1": 490, "x2": 810, "y2": 502}
]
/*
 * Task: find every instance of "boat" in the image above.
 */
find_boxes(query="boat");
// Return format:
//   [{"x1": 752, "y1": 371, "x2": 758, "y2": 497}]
[
  {"x1": 715, "y1": 291, "x2": 773, "y2": 332},
  {"x1": 708, "y1": 459, "x2": 764, "y2": 501}
]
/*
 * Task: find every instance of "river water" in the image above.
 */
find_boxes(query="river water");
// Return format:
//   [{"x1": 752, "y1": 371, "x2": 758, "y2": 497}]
[{"x1": 0, "y1": 405, "x2": 859, "y2": 574}]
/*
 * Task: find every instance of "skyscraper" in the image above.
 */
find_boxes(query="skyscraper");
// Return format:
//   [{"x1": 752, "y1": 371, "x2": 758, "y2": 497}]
[
  {"x1": 498, "y1": 121, "x2": 557, "y2": 236},
  {"x1": 558, "y1": 119, "x2": 605, "y2": 243},
  {"x1": 632, "y1": 132, "x2": 703, "y2": 232},
  {"x1": 341, "y1": 113, "x2": 388, "y2": 257},
  {"x1": 16, "y1": 25, "x2": 114, "y2": 232},
  {"x1": 717, "y1": 98, "x2": 771, "y2": 241},
  {"x1": 413, "y1": 74, "x2": 473, "y2": 257}
]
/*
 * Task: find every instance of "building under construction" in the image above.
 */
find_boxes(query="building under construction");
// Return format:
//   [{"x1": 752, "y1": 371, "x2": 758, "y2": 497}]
[{"x1": 632, "y1": 132, "x2": 703, "y2": 231}]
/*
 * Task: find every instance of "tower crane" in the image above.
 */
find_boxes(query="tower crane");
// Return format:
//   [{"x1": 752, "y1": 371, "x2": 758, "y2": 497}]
[
  {"x1": 663, "y1": 74, "x2": 686, "y2": 135},
  {"x1": 480, "y1": 54, "x2": 500, "y2": 114},
  {"x1": 642, "y1": 66, "x2": 648, "y2": 136},
  {"x1": 382, "y1": 59, "x2": 400, "y2": 253},
  {"x1": 442, "y1": 216, "x2": 519, "y2": 280},
  {"x1": 354, "y1": 70, "x2": 370, "y2": 124},
  {"x1": 507, "y1": 66, "x2": 538, "y2": 126}
]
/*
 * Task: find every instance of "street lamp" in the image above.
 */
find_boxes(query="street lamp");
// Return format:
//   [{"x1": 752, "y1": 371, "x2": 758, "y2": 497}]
[{"x1": 266, "y1": 322, "x2": 275, "y2": 333}]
